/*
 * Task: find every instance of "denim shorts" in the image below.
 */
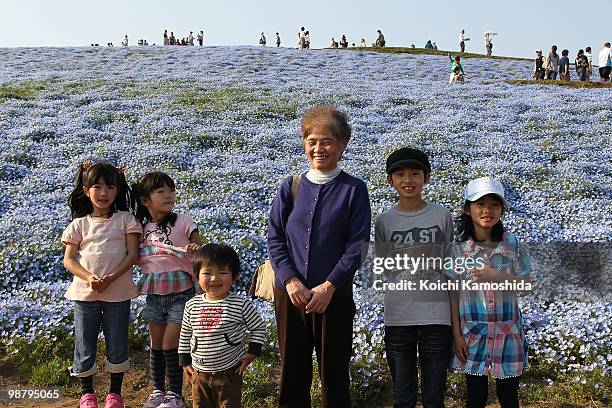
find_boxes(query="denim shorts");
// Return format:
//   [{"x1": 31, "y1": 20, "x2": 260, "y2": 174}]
[{"x1": 142, "y1": 288, "x2": 195, "y2": 324}]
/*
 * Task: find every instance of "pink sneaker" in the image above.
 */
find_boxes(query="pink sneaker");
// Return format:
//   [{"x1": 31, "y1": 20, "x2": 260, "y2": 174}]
[
  {"x1": 79, "y1": 393, "x2": 98, "y2": 408},
  {"x1": 104, "y1": 392, "x2": 125, "y2": 408}
]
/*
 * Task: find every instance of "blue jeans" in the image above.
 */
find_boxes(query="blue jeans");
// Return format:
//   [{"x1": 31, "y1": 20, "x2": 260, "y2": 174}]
[
  {"x1": 384, "y1": 325, "x2": 451, "y2": 408},
  {"x1": 71, "y1": 300, "x2": 131, "y2": 377}
]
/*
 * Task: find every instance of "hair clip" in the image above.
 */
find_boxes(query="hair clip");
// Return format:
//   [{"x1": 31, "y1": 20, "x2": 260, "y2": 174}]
[
  {"x1": 82, "y1": 160, "x2": 91, "y2": 170},
  {"x1": 117, "y1": 166, "x2": 126, "y2": 174}
]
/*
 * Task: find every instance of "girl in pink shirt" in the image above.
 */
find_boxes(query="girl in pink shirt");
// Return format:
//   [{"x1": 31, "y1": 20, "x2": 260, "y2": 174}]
[
  {"x1": 132, "y1": 172, "x2": 202, "y2": 408},
  {"x1": 62, "y1": 162, "x2": 142, "y2": 408}
]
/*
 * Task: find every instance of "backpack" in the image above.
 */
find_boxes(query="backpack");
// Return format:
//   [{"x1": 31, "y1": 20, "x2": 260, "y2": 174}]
[{"x1": 249, "y1": 175, "x2": 301, "y2": 303}]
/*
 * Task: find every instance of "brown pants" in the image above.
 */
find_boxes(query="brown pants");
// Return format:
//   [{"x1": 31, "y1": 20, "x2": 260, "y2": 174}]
[
  {"x1": 191, "y1": 367, "x2": 242, "y2": 408},
  {"x1": 274, "y1": 287, "x2": 356, "y2": 408}
]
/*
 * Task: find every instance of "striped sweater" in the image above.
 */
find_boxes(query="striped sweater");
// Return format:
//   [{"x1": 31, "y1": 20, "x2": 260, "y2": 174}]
[{"x1": 178, "y1": 293, "x2": 266, "y2": 373}]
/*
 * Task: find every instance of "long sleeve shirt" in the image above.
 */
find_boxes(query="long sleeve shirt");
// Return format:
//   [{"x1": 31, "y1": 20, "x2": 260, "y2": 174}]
[
  {"x1": 449, "y1": 56, "x2": 465, "y2": 74},
  {"x1": 267, "y1": 171, "x2": 371, "y2": 297},
  {"x1": 178, "y1": 294, "x2": 266, "y2": 373}
]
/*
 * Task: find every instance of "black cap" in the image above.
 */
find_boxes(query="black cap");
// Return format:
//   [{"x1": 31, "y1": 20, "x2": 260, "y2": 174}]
[{"x1": 386, "y1": 147, "x2": 431, "y2": 174}]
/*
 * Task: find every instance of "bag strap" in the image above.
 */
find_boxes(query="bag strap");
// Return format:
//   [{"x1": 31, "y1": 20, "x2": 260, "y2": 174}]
[{"x1": 290, "y1": 175, "x2": 301, "y2": 202}]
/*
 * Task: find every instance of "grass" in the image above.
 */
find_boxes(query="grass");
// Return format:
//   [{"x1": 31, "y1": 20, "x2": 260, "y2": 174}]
[
  {"x1": 508, "y1": 79, "x2": 612, "y2": 88},
  {"x1": 1, "y1": 332, "x2": 609, "y2": 407},
  {"x1": 0, "y1": 81, "x2": 45, "y2": 102},
  {"x1": 338, "y1": 46, "x2": 531, "y2": 61},
  {"x1": 175, "y1": 85, "x2": 300, "y2": 120}
]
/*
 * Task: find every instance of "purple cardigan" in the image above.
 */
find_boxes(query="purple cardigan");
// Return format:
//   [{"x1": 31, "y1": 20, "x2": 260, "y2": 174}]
[{"x1": 267, "y1": 171, "x2": 371, "y2": 297}]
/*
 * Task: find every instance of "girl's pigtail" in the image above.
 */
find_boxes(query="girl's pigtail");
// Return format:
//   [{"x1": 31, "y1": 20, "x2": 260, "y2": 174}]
[
  {"x1": 67, "y1": 163, "x2": 92, "y2": 220},
  {"x1": 132, "y1": 181, "x2": 152, "y2": 225},
  {"x1": 113, "y1": 168, "x2": 133, "y2": 214}
]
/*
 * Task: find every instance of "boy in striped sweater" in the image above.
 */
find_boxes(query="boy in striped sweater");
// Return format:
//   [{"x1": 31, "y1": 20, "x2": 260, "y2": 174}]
[{"x1": 179, "y1": 244, "x2": 266, "y2": 408}]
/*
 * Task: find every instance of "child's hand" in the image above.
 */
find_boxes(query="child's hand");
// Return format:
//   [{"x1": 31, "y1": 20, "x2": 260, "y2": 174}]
[
  {"x1": 185, "y1": 243, "x2": 200, "y2": 253},
  {"x1": 235, "y1": 353, "x2": 256, "y2": 375},
  {"x1": 183, "y1": 365, "x2": 197, "y2": 384},
  {"x1": 469, "y1": 266, "x2": 503, "y2": 283},
  {"x1": 453, "y1": 333, "x2": 468, "y2": 364},
  {"x1": 93, "y1": 274, "x2": 115, "y2": 293},
  {"x1": 90, "y1": 276, "x2": 105, "y2": 292}
]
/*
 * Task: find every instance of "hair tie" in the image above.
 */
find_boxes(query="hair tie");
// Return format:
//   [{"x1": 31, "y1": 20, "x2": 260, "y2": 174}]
[
  {"x1": 82, "y1": 160, "x2": 91, "y2": 170},
  {"x1": 117, "y1": 166, "x2": 126, "y2": 174}
]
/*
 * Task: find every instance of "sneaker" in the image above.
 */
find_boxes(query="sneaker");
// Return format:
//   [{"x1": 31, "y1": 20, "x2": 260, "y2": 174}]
[
  {"x1": 143, "y1": 390, "x2": 166, "y2": 408},
  {"x1": 104, "y1": 392, "x2": 125, "y2": 408},
  {"x1": 158, "y1": 392, "x2": 186, "y2": 408},
  {"x1": 80, "y1": 393, "x2": 98, "y2": 408}
]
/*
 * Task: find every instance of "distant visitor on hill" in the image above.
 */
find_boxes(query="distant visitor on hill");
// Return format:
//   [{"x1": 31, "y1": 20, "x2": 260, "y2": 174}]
[
  {"x1": 425, "y1": 40, "x2": 433, "y2": 49},
  {"x1": 559, "y1": 49, "x2": 571, "y2": 81},
  {"x1": 360, "y1": 38, "x2": 367, "y2": 47},
  {"x1": 276, "y1": 32, "x2": 281, "y2": 47},
  {"x1": 330, "y1": 38, "x2": 339, "y2": 48},
  {"x1": 545, "y1": 45, "x2": 560, "y2": 80},
  {"x1": 259, "y1": 32, "x2": 267, "y2": 46},
  {"x1": 448, "y1": 54, "x2": 465, "y2": 83},
  {"x1": 484, "y1": 31, "x2": 497, "y2": 56},
  {"x1": 575, "y1": 50, "x2": 590, "y2": 81},
  {"x1": 433, "y1": 42, "x2": 438, "y2": 50},
  {"x1": 169, "y1": 32, "x2": 176, "y2": 45},
  {"x1": 197, "y1": 30, "x2": 203, "y2": 46},
  {"x1": 584, "y1": 46, "x2": 593, "y2": 78},
  {"x1": 597, "y1": 42, "x2": 611, "y2": 82},
  {"x1": 340, "y1": 35, "x2": 348, "y2": 48},
  {"x1": 163, "y1": 30, "x2": 169, "y2": 45},
  {"x1": 375, "y1": 30, "x2": 386, "y2": 47},
  {"x1": 459, "y1": 29, "x2": 470, "y2": 52},
  {"x1": 298, "y1": 27, "x2": 306, "y2": 49},
  {"x1": 188, "y1": 31, "x2": 194, "y2": 46},
  {"x1": 122, "y1": 35, "x2": 128, "y2": 47},
  {"x1": 304, "y1": 31, "x2": 311, "y2": 49},
  {"x1": 533, "y1": 50, "x2": 546, "y2": 80}
]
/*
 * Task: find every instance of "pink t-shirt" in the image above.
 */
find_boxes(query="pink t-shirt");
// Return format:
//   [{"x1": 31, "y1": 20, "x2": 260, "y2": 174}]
[
  {"x1": 62, "y1": 211, "x2": 142, "y2": 302},
  {"x1": 140, "y1": 213, "x2": 198, "y2": 275}
]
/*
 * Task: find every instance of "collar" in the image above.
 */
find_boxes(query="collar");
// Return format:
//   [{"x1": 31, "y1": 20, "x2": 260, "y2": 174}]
[{"x1": 305, "y1": 166, "x2": 342, "y2": 184}]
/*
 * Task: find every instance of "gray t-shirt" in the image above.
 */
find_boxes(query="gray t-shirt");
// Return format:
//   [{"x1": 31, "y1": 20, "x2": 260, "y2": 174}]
[{"x1": 374, "y1": 202, "x2": 453, "y2": 326}]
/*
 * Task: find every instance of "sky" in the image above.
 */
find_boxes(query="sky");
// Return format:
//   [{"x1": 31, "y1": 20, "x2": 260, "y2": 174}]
[{"x1": 1, "y1": 0, "x2": 610, "y2": 58}]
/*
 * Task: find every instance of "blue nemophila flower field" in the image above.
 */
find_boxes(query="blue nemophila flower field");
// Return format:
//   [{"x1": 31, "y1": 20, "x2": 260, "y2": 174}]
[{"x1": 0, "y1": 47, "x2": 610, "y2": 385}]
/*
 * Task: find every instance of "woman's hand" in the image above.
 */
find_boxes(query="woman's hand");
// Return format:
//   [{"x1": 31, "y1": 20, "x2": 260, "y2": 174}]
[
  {"x1": 305, "y1": 281, "x2": 335, "y2": 314},
  {"x1": 453, "y1": 333, "x2": 468, "y2": 364},
  {"x1": 183, "y1": 365, "x2": 197, "y2": 384},
  {"x1": 235, "y1": 353, "x2": 256, "y2": 375},
  {"x1": 285, "y1": 277, "x2": 313, "y2": 307}
]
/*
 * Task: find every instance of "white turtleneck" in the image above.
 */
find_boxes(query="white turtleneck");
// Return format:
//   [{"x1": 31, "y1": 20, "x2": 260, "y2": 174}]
[{"x1": 305, "y1": 166, "x2": 342, "y2": 184}]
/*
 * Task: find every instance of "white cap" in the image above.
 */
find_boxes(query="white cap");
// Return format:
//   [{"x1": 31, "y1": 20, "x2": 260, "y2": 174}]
[{"x1": 464, "y1": 177, "x2": 506, "y2": 207}]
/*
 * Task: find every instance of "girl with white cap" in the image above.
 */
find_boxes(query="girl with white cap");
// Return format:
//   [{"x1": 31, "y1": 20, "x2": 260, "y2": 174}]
[{"x1": 446, "y1": 177, "x2": 533, "y2": 408}]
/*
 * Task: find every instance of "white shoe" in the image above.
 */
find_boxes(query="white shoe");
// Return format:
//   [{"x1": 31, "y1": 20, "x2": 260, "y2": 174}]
[
  {"x1": 143, "y1": 390, "x2": 166, "y2": 408},
  {"x1": 158, "y1": 392, "x2": 187, "y2": 408}
]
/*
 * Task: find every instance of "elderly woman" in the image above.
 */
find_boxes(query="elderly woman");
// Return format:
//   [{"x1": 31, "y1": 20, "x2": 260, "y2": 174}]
[{"x1": 268, "y1": 106, "x2": 371, "y2": 407}]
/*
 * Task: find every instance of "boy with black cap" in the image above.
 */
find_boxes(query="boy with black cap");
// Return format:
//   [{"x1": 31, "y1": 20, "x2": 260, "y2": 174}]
[{"x1": 374, "y1": 147, "x2": 453, "y2": 408}]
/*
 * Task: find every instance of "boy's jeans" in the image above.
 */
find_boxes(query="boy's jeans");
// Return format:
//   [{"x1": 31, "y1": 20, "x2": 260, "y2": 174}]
[
  {"x1": 385, "y1": 325, "x2": 451, "y2": 408},
  {"x1": 71, "y1": 300, "x2": 131, "y2": 377}
]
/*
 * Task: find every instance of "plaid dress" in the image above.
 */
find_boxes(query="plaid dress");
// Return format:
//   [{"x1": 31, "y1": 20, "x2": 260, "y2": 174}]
[{"x1": 446, "y1": 232, "x2": 532, "y2": 378}]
